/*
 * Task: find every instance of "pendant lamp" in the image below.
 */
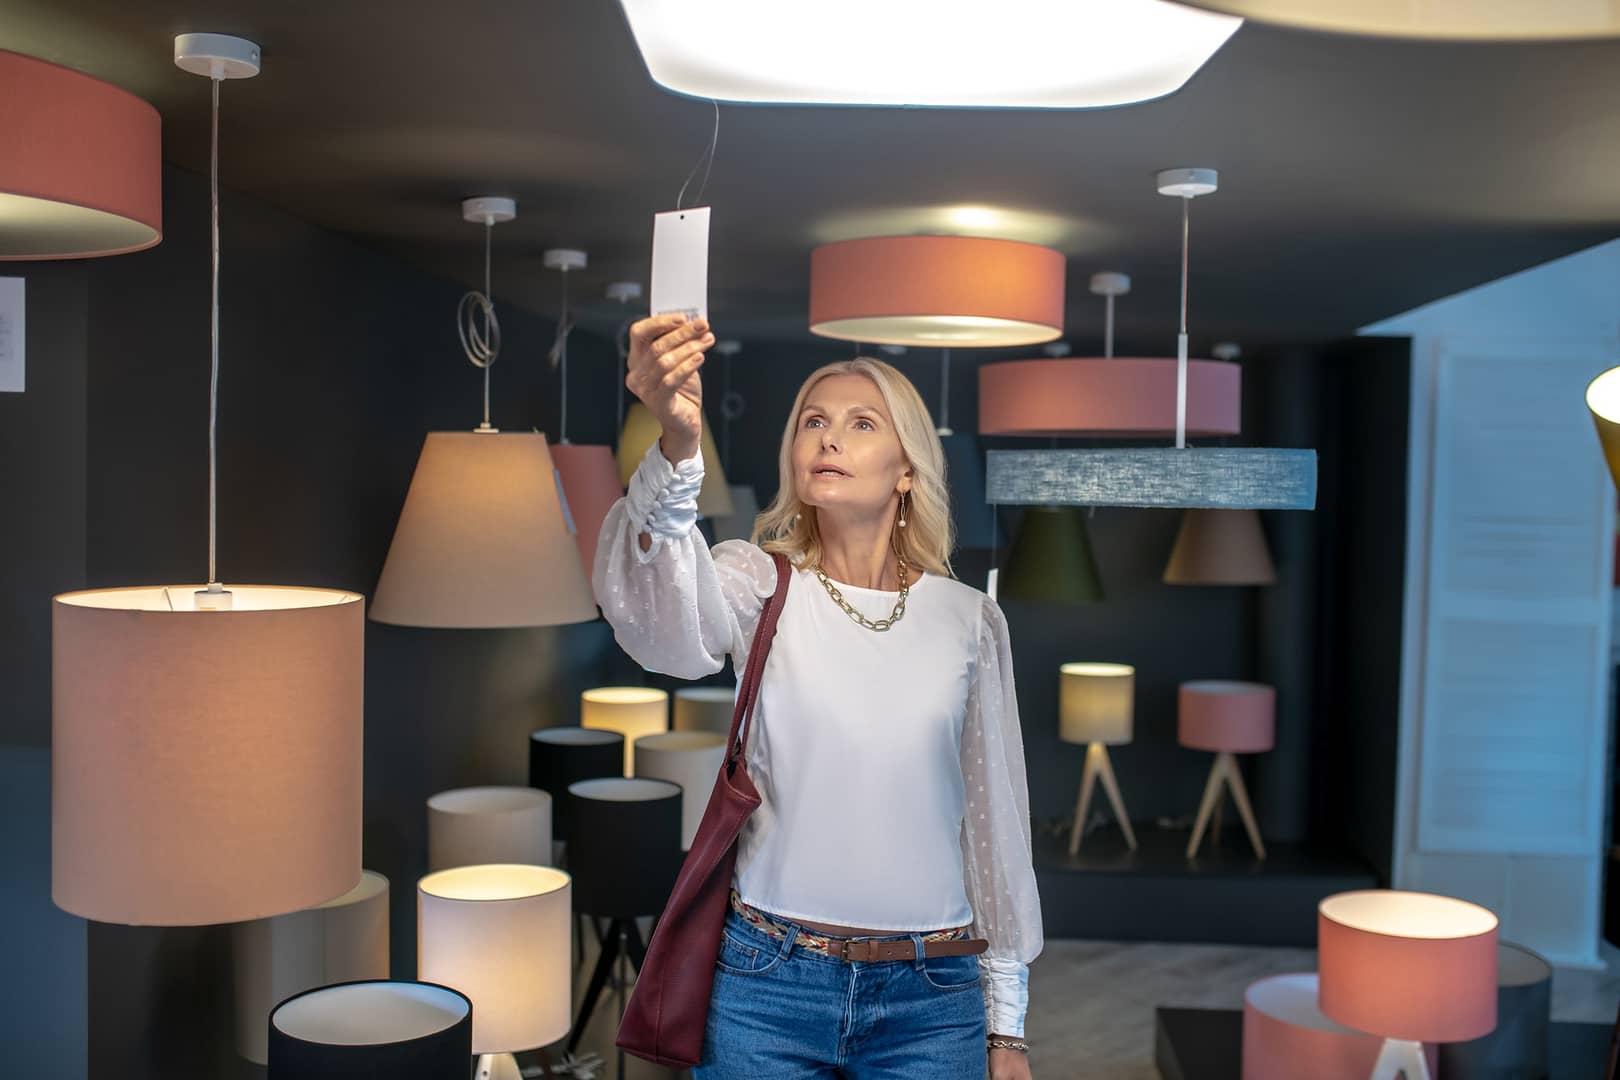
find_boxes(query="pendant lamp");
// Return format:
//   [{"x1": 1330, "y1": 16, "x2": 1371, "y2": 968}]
[
  {"x1": 617, "y1": 0, "x2": 1241, "y2": 108},
  {"x1": 52, "y1": 35, "x2": 365, "y2": 927},
  {"x1": 986, "y1": 170, "x2": 1317, "y2": 511},
  {"x1": 370, "y1": 200, "x2": 596, "y2": 628},
  {"x1": 617, "y1": 402, "x2": 735, "y2": 518},
  {"x1": 809, "y1": 235, "x2": 1065, "y2": 348},
  {"x1": 998, "y1": 507, "x2": 1103, "y2": 604},
  {"x1": 1178, "y1": 0, "x2": 1620, "y2": 39},
  {"x1": 0, "y1": 49, "x2": 161, "y2": 259},
  {"x1": 543, "y1": 247, "x2": 624, "y2": 575}
]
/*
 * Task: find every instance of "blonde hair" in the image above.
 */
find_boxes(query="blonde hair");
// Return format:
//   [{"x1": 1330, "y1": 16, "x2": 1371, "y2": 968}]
[{"x1": 751, "y1": 357, "x2": 954, "y2": 577}]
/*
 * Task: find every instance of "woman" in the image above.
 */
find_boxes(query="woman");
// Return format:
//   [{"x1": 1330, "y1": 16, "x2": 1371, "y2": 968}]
[{"x1": 595, "y1": 314, "x2": 1042, "y2": 1080}]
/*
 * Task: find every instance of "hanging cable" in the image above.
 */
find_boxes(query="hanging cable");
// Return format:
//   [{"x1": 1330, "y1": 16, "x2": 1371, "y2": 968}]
[
  {"x1": 1176, "y1": 195, "x2": 1190, "y2": 450},
  {"x1": 207, "y1": 73, "x2": 221, "y2": 587},
  {"x1": 457, "y1": 218, "x2": 502, "y2": 431},
  {"x1": 938, "y1": 348, "x2": 952, "y2": 435},
  {"x1": 675, "y1": 99, "x2": 720, "y2": 210},
  {"x1": 548, "y1": 269, "x2": 575, "y2": 442}
]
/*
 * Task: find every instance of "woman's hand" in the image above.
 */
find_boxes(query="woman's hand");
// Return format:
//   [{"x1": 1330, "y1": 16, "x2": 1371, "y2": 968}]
[
  {"x1": 626, "y1": 314, "x2": 714, "y2": 464},
  {"x1": 989, "y1": 1046, "x2": 1032, "y2": 1080}
]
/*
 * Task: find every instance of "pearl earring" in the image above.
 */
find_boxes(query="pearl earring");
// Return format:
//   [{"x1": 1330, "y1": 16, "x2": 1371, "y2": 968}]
[{"x1": 897, "y1": 493, "x2": 908, "y2": 528}]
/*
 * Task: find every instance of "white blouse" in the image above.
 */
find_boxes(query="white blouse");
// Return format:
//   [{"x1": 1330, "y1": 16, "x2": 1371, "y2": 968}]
[{"x1": 593, "y1": 444, "x2": 1044, "y2": 1038}]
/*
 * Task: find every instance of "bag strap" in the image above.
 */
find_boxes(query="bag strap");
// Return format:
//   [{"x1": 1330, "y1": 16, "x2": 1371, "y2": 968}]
[{"x1": 726, "y1": 552, "x2": 792, "y2": 770}]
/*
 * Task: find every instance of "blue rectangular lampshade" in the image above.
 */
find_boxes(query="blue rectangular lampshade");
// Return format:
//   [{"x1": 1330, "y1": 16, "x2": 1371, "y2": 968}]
[{"x1": 986, "y1": 448, "x2": 1317, "y2": 510}]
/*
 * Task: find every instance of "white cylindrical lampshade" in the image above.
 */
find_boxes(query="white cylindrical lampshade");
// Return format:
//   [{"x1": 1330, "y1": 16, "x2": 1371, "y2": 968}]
[
  {"x1": 633, "y1": 732, "x2": 729, "y2": 849},
  {"x1": 234, "y1": 871, "x2": 391, "y2": 1065},
  {"x1": 418, "y1": 864, "x2": 572, "y2": 1055},
  {"x1": 427, "y1": 787, "x2": 552, "y2": 872},
  {"x1": 370, "y1": 431, "x2": 598, "y2": 628},
  {"x1": 673, "y1": 686, "x2": 735, "y2": 735},
  {"x1": 1318, "y1": 890, "x2": 1499, "y2": 1044},
  {"x1": 1059, "y1": 663, "x2": 1135, "y2": 745},
  {"x1": 552, "y1": 443, "x2": 623, "y2": 575},
  {"x1": 53, "y1": 585, "x2": 365, "y2": 925},
  {"x1": 582, "y1": 687, "x2": 669, "y2": 776},
  {"x1": 616, "y1": 403, "x2": 735, "y2": 518}
]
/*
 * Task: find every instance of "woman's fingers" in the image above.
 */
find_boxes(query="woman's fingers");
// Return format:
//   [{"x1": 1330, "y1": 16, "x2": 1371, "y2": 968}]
[
  {"x1": 630, "y1": 314, "x2": 694, "y2": 349},
  {"x1": 633, "y1": 315, "x2": 709, "y2": 356},
  {"x1": 659, "y1": 349, "x2": 706, "y2": 390}
]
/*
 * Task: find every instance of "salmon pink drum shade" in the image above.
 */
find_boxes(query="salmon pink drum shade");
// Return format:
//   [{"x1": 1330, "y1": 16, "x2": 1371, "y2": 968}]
[
  {"x1": 52, "y1": 585, "x2": 365, "y2": 925},
  {"x1": 1243, "y1": 973, "x2": 1439, "y2": 1079},
  {"x1": 0, "y1": 50, "x2": 162, "y2": 259},
  {"x1": 978, "y1": 357, "x2": 1240, "y2": 436},
  {"x1": 551, "y1": 443, "x2": 622, "y2": 574},
  {"x1": 809, "y1": 236, "x2": 1065, "y2": 347},
  {"x1": 1179, "y1": 681, "x2": 1275, "y2": 753},
  {"x1": 1318, "y1": 890, "x2": 1499, "y2": 1044}
]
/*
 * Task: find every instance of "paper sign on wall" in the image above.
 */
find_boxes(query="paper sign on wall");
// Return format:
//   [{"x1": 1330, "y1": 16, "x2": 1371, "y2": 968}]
[
  {"x1": 650, "y1": 207, "x2": 710, "y2": 323},
  {"x1": 0, "y1": 276, "x2": 22, "y2": 393}
]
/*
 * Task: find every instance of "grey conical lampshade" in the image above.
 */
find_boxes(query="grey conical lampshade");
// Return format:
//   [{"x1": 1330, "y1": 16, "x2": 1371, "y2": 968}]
[
  {"x1": 1164, "y1": 508, "x2": 1277, "y2": 586},
  {"x1": 999, "y1": 507, "x2": 1103, "y2": 604},
  {"x1": 942, "y1": 435, "x2": 1004, "y2": 550}
]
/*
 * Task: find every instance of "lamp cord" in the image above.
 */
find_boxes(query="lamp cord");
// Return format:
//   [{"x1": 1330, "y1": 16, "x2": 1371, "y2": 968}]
[
  {"x1": 939, "y1": 348, "x2": 951, "y2": 433},
  {"x1": 549, "y1": 268, "x2": 575, "y2": 443},
  {"x1": 676, "y1": 100, "x2": 720, "y2": 210},
  {"x1": 457, "y1": 219, "x2": 502, "y2": 429},
  {"x1": 1176, "y1": 195, "x2": 1191, "y2": 451},
  {"x1": 207, "y1": 73, "x2": 221, "y2": 587}
]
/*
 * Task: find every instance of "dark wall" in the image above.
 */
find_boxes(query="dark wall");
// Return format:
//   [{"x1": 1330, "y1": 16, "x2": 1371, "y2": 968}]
[{"x1": 6, "y1": 165, "x2": 642, "y2": 1080}]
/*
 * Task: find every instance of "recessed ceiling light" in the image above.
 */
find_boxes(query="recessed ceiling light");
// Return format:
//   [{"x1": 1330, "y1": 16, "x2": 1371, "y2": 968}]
[{"x1": 617, "y1": 0, "x2": 1242, "y2": 108}]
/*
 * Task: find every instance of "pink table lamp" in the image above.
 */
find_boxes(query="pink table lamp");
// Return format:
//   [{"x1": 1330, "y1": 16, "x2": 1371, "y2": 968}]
[
  {"x1": 1318, "y1": 890, "x2": 1499, "y2": 1080},
  {"x1": 1242, "y1": 973, "x2": 1439, "y2": 1079},
  {"x1": 1179, "y1": 680, "x2": 1274, "y2": 859}
]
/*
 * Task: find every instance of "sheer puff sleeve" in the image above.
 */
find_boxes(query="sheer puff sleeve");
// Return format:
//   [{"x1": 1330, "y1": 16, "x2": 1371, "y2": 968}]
[
  {"x1": 591, "y1": 441, "x2": 777, "y2": 677},
  {"x1": 960, "y1": 596, "x2": 1044, "y2": 1038}
]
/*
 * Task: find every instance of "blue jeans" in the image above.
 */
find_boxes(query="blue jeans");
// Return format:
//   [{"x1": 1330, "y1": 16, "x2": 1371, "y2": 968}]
[{"x1": 694, "y1": 906, "x2": 987, "y2": 1079}]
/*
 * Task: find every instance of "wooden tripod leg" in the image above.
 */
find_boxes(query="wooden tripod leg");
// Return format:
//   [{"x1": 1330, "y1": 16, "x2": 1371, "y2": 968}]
[
  {"x1": 1068, "y1": 743, "x2": 1103, "y2": 854},
  {"x1": 1187, "y1": 754, "x2": 1226, "y2": 858},
  {"x1": 1094, "y1": 744, "x2": 1137, "y2": 851},
  {"x1": 1224, "y1": 752, "x2": 1268, "y2": 860}
]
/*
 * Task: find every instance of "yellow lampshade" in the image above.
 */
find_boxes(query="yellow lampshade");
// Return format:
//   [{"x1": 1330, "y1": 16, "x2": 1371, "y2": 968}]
[
  {"x1": 418, "y1": 864, "x2": 572, "y2": 1055},
  {"x1": 371, "y1": 431, "x2": 598, "y2": 628},
  {"x1": 233, "y1": 870, "x2": 390, "y2": 1064},
  {"x1": 52, "y1": 585, "x2": 365, "y2": 925},
  {"x1": 1587, "y1": 366, "x2": 1620, "y2": 491},
  {"x1": 1060, "y1": 662, "x2": 1135, "y2": 745},
  {"x1": 581, "y1": 687, "x2": 669, "y2": 776},
  {"x1": 616, "y1": 403, "x2": 734, "y2": 518},
  {"x1": 1164, "y1": 508, "x2": 1277, "y2": 585}
]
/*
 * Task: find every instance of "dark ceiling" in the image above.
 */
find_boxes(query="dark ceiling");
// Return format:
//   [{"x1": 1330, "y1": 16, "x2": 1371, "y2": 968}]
[{"x1": 5, "y1": 1, "x2": 1620, "y2": 353}]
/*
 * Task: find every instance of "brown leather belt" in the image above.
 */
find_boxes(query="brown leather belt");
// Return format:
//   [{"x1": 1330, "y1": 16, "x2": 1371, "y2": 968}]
[{"x1": 730, "y1": 890, "x2": 989, "y2": 963}]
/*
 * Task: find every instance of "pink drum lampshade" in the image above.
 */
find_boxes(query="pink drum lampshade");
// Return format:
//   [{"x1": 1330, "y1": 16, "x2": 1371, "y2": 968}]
[
  {"x1": 551, "y1": 443, "x2": 622, "y2": 574},
  {"x1": 1318, "y1": 890, "x2": 1499, "y2": 1044},
  {"x1": 978, "y1": 357, "x2": 1240, "y2": 437},
  {"x1": 1243, "y1": 973, "x2": 1439, "y2": 1079},
  {"x1": 1179, "y1": 680, "x2": 1275, "y2": 753}
]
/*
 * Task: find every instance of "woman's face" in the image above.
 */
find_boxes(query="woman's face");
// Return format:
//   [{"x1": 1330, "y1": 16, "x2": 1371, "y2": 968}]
[{"x1": 792, "y1": 373, "x2": 912, "y2": 521}]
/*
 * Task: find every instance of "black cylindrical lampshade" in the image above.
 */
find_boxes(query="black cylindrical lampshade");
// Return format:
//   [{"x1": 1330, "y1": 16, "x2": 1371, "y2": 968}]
[
  {"x1": 999, "y1": 506, "x2": 1103, "y2": 604},
  {"x1": 529, "y1": 727, "x2": 624, "y2": 843},
  {"x1": 268, "y1": 980, "x2": 472, "y2": 1079},
  {"x1": 1437, "y1": 942, "x2": 1552, "y2": 1078},
  {"x1": 565, "y1": 777, "x2": 683, "y2": 918}
]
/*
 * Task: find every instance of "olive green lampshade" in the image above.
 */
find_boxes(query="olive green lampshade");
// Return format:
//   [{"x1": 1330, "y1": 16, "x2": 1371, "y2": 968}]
[
  {"x1": 616, "y1": 402, "x2": 734, "y2": 518},
  {"x1": 1587, "y1": 366, "x2": 1620, "y2": 491},
  {"x1": 999, "y1": 506, "x2": 1103, "y2": 604}
]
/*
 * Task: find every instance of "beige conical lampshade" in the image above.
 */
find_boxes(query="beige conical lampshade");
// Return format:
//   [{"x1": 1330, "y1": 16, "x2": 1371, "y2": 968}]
[
  {"x1": 371, "y1": 431, "x2": 598, "y2": 628},
  {"x1": 1587, "y1": 366, "x2": 1620, "y2": 491},
  {"x1": 1164, "y1": 508, "x2": 1277, "y2": 586},
  {"x1": 52, "y1": 585, "x2": 365, "y2": 925},
  {"x1": 616, "y1": 402, "x2": 735, "y2": 518},
  {"x1": 552, "y1": 443, "x2": 623, "y2": 574}
]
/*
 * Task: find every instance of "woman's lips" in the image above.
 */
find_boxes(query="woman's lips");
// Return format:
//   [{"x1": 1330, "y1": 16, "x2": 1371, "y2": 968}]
[{"x1": 812, "y1": 465, "x2": 851, "y2": 477}]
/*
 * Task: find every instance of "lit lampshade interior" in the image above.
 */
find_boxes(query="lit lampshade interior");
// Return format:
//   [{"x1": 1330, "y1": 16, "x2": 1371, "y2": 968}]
[
  {"x1": 1177, "y1": 0, "x2": 1620, "y2": 39},
  {"x1": 581, "y1": 687, "x2": 670, "y2": 776},
  {"x1": 1587, "y1": 366, "x2": 1620, "y2": 491}
]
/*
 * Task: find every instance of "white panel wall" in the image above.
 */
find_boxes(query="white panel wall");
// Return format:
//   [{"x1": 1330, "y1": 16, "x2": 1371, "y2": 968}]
[{"x1": 1362, "y1": 237, "x2": 1620, "y2": 969}]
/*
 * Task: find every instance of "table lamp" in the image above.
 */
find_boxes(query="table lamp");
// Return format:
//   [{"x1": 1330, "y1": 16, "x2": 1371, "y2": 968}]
[
  {"x1": 633, "y1": 731, "x2": 729, "y2": 849},
  {"x1": 672, "y1": 686, "x2": 736, "y2": 735},
  {"x1": 1243, "y1": 972, "x2": 1438, "y2": 1079},
  {"x1": 419, "y1": 864, "x2": 572, "y2": 1080},
  {"x1": 1059, "y1": 663, "x2": 1136, "y2": 853},
  {"x1": 234, "y1": 870, "x2": 390, "y2": 1064},
  {"x1": 581, "y1": 687, "x2": 668, "y2": 777},
  {"x1": 1179, "y1": 680, "x2": 1274, "y2": 860},
  {"x1": 268, "y1": 979, "x2": 472, "y2": 1079},
  {"x1": 1318, "y1": 890, "x2": 1498, "y2": 1080},
  {"x1": 427, "y1": 786, "x2": 552, "y2": 871}
]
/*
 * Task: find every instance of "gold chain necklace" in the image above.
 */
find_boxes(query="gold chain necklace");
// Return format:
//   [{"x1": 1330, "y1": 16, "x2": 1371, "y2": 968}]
[{"x1": 811, "y1": 558, "x2": 910, "y2": 632}]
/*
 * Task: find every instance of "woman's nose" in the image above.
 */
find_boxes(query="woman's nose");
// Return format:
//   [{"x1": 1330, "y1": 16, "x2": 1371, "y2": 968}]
[{"x1": 820, "y1": 429, "x2": 840, "y2": 452}]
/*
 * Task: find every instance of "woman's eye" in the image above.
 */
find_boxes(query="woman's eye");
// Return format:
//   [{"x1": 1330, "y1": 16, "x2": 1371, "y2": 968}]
[
  {"x1": 855, "y1": 419, "x2": 875, "y2": 431},
  {"x1": 804, "y1": 417, "x2": 824, "y2": 429}
]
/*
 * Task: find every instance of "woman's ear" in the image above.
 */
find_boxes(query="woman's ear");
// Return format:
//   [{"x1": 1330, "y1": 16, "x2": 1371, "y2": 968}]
[{"x1": 897, "y1": 468, "x2": 914, "y2": 496}]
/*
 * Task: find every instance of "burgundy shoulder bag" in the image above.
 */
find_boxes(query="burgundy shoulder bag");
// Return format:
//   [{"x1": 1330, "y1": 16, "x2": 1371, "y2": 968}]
[{"x1": 615, "y1": 551, "x2": 793, "y2": 1068}]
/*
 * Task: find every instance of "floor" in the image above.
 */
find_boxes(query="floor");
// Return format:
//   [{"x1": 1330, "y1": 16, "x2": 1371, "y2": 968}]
[{"x1": 544, "y1": 921, "x2": 1620, "y2": 1079}]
